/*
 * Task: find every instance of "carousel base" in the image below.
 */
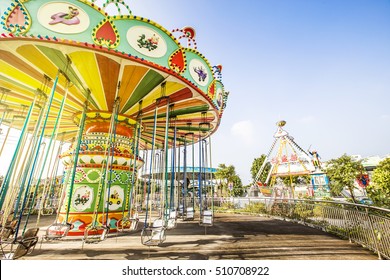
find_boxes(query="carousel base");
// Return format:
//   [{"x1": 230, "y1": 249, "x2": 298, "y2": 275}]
[{"x1": 56, "y1": 211, "x2": 135, "y2": 236}]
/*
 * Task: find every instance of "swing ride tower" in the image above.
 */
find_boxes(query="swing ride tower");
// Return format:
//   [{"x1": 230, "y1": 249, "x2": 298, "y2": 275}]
[
  {"x1": 0, "y1": 0, "x2": 229, "y2": 236},
  {"x1": 253, "y1": 121, "x2": 330, "y2": 199}
]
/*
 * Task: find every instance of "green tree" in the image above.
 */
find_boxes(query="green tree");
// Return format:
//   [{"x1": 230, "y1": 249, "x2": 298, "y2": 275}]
[
  {"x1": 215, "y1": 163, "x2": 243, "y2": 197},
  {"x1": 325, "y1": 154, "x2": 365, "y2": 202},
  {"x1": 231, "y1": 174, "x2": 244, "y2": 196},
  {"x1": 250, "y1": 155, "x2": 271, "y2": 182},
  {"x1": 366, "y1": 158, "x2": 390, "y2": 208},
  {"x1": 280, "y1": 175, "x2": 311, "y2": 186}
]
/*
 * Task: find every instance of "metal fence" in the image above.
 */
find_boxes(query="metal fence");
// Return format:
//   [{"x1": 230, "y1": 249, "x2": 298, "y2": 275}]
[{"x1": 213, "y1": 197, "x2": 390, "y2": 259}]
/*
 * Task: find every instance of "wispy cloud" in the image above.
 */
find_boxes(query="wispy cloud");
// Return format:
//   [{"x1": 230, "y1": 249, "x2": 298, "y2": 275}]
[
  {"x1": 231, "y1": 120, "x2": 255, "y2": 145},
  {"x1": 380, "y1": 114, "x2": 390, "y2": 120},
  {"x1": 299, "y1": 115, "x2": 316, "y2": 123}
]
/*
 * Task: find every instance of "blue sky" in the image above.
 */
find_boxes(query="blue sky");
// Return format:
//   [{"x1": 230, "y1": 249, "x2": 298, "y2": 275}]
[
  {"x1": 129, "y1": 0, "x2": 390, "y2": 184},
  {"x1": 1, "y1": 0, "x2": 389, "y2": 185}
]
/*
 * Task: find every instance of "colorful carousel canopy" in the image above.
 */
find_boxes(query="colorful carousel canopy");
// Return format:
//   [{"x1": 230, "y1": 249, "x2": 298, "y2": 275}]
[{"x1": 0, "y1": 0, "x2": 229, "y2": 148}]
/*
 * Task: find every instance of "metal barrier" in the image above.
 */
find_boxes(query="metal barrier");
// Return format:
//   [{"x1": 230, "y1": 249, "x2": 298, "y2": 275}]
[{"x1": 214, "y1": 197, "x2": 390, "y2": 259}]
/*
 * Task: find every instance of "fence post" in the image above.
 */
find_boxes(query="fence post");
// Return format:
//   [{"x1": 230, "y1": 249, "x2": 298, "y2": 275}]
[
  {"x1": 341, "y1": 204, "x2": 352, "y2": 243},
  {"x1": 365, "y1": 208, "x2": 382, "y2": 260}
]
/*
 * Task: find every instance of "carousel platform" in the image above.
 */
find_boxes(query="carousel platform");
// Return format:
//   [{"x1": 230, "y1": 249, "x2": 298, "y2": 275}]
[{"x1": 9, "y1": 212, "x2": 377, "y2": 260}]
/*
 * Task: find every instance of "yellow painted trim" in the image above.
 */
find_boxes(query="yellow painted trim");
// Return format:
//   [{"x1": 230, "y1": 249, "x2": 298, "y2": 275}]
[{"x1": 69, "y1": 52, "x2": 108, "y2": 111}]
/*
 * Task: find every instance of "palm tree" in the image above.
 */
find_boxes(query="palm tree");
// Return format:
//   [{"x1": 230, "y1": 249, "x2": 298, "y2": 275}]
[{"x1": 215, "y1": 164, "x2": 239, "y2": 197}]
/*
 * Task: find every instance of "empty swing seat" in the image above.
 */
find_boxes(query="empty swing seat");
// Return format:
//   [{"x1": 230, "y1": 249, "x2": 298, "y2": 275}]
[
  {"x1": 178, "y1": 205, "x2": 184, "y2": 217},
  {"x1": 200, "y1": 210, "x2": 213, "y2": 226},
  {"x1": 184, "y1": 207, "x2": 195, "y2": 220},
  {"x1": 116, "y1": 215, "x2": 139, "y2": 232},
  {"x1": 166, "y1": 210, "x2": 177, "y2": 230},
  {"x1": 129, "y1": 216, "x2": 140, "y2": 231},
  {"x1": 1, "y1": 227, "x2": 39, "y2": 260},
  {"x1": 0, "y1": 219, "x2": 18, "y2": 241},
  {"x1": 141, "y1": 222, "x2": 166, "y2": 246},
  {"x1": 44, "y1": 222, "x2": 72, "y2": 240},
  {"x1": 83, "y1": 225, "x2": 110, "y2": 244}
]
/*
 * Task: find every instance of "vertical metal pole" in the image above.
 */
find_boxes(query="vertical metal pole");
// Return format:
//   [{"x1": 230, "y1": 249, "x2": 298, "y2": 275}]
[
  {"x1": 169, "y1": 126, "x2": 176, "y2": 211},
  {"x1": 198, "y1": 134, "x2": 202, "y2": 216},
  {"x1": 64, "y1": 101, "x2": 87, "y2": 223},
  {"x1": 24, "y1": 80, "x2": 70, "y2": 231},
  {"x1": 192, "y1": 134, "x2": 195, "y2": 209},
  {"x1": 127, "y1": 120, "x2": 141, "y2": 218},
  {"x1": 0, "y1": 121, "x2": 12, "y2": 157},
  {"x1": 0, "y1": 109, "x2": 7, "y2": 127},
  {"x1": 0, "y1": 100, "x2": 35, "y2": 209},
  {"x1": 209, "y1": 136, "x2": 214, "y2": 214},
  {"x1": 183, "y1": 138, "x2": 187, "y2": 215},
  {"x1": 162, "y1": 100, "x2": 170, "y2": 222},
  {"x1": 103, "y1": 98, "x2": 120, "y2": 226},
  {"x1": 144, "y1": 102, "x2": 159, "y2": 227},
  {"x1": 14, "y1": 74, "x2": 59, "y2": 238}
]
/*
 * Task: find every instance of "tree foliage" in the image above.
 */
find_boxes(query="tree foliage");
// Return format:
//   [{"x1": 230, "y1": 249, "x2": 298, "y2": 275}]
[
  {"x1": 231, "y1": 174, "x2": 244, "y2": 196},
  {"x1": 325, "y1": 154, "x2": 365, "y2": 202},
  {"x1": 366, "y1": 158, "x2": 390, "y2": 208},
  {"x1": 280, "y1": 175, "x2": 311, "y2": 186},
  {"x1": 215, "y1": 163, "x2": 243, "y2": 197},
  {"x1": 215, "y1": 163, "x2": 236, "y2": 182},
  {"x1": 250, "y1": 155, "x2": 271, "y2": 182}
]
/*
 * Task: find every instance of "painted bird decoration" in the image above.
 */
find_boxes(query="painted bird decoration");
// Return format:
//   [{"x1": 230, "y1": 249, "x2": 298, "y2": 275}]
[{"x1": 49, "y1": 6, "x2": 80, "y2": 25}]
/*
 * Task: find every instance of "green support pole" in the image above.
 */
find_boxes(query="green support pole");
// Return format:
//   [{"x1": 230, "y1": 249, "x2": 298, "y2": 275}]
[
  {"x1": 14, "y1": 74, "x2": 59, "y2": 239},
  {"x1": 162, "y1": 100, "x2": 170, "y2": 223},
  {"x1": 64, "y1": 102, "x2": 88, "y2": 223},
  {"x1": 22, "y1": 79, "x2": 69, "y2": 233},
  {"x1": 0, "y1": 98, "x2": 36, "y2": 210}
]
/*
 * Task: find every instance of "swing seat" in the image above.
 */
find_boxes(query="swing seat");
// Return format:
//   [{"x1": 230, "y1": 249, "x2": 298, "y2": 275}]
[
  {"x1": 166, "y1": 218, "x2": 177, "y2": 230},
  {"x1": 40, "y1": 207, "x2": 55, "y2": 216},
  {"x1": 152, "y1": 218, "x2": 164, "y2": 227},
  {"x1": 116, "y1": 216, "x2": 139, "y2": 232},
  {"x1": 183, "y1": 207, "x2": 195, "y2": 221},
  {"x1": 141, "y1": 226, "x2": 166, "y2": 246},
  {"x1": 44, "y1": 222, "x2": 71, "y2": 240},
  {"x1": 0, "y1": 219, "x2": 18, "y2": 241},
  {"x1": 1, "y1": 227, "x2": 15, "y2": 241},
  {"x1": 1, "y1": 227, "x2": 39, "y2": 260},
  {"x1": 170, "y1": 209, "x2": 177, "y2": 219},
  {"x1": 178, "y1": 204, "x2": 184, "y2": 217},
  {"x1": 166, "y1": 210, "x2": 177, "y2": 229},
  {"x1": 83, "y1": 225, "x2": 110, "y2": 244},
  {"x1": 129, "y1": 217, "x2": 140, "y2": 231},
  {"x1": 199, "y1": 210, "x2": 213, "y2": 226}
]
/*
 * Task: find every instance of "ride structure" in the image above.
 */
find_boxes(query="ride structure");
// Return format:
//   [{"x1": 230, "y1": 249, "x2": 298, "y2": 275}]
[
  {"x1": 0, "y1": 0, "x2": 229, "y2": 239},
  {"x1": 253, "y1": 121, "x2": 330, "y2": 199}
]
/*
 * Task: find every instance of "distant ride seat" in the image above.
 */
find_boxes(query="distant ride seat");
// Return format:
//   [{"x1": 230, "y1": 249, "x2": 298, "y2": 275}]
[
  {"x1": 166, "y1": 209, "x2": 177, "y2": 230},
  {"x1": 82, "y1": 224, "x2": 110, "y2": 246},
  {"x1": 183, "y1": 207, "x2": 195, "y2": 221},
  {"x1": 141, "y1": 218, "x2": 166, "y2": 246},
  {"x1": 199, "y1": 210, "x2": 213, "y2": 226},
  {"x1": 116, "y1": 214, "x2": 139, "y2": 232},
  {"x1": 43, "y1": 222, "x2": 72, "y2": 241}
]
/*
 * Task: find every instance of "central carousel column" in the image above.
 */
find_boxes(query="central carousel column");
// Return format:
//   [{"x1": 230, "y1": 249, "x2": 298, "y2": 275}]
[{"x1": 59, "y1": 103, "x2": 143, "y2": 236}]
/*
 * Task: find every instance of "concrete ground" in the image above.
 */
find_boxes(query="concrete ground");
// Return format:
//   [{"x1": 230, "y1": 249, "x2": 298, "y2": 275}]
[{"x1": 10, "y1": 212, "x2": 378, "y2": 260}]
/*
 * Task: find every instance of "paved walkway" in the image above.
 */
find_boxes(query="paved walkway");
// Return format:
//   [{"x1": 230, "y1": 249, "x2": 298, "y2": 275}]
[{"x1": 14, "y1": 213, "x2": 378, "y2": 260}]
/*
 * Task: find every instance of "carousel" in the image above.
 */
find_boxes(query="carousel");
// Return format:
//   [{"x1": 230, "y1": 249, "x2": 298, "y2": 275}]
[{"x1": 0, "y1": 0, "x2": 228, "y2": 256}]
